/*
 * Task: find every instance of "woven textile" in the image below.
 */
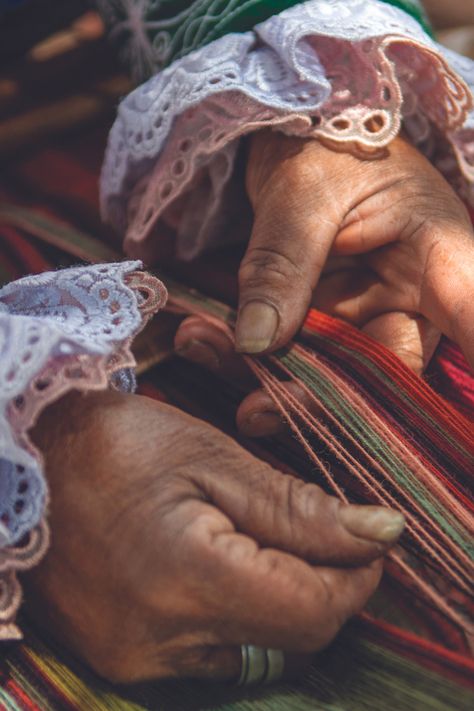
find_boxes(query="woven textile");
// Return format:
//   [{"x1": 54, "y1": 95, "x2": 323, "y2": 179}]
[
  {"x1": 0, "y1": 194, "x2": 473, "y2": 709},
  {"x1": 0, "y1": 615, "x2": 472, "y2": 710},
  {"x1": 1, "y1": 106, "x2": 473, "y2": 707}
]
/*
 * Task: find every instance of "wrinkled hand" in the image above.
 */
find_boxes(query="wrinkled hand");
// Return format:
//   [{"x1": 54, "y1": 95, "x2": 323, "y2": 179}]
[
  {"x1": 241, "y1": 131, "x2": 474, "y2": 364},
  {"x1": 175, "y1": 132, "x2": 474, "y2": 437},
  {"x1": 177, "y1": 132, "x2": 474, "y2": 377},
  {"x1": 26, "y1": 390, "x2": 404, "y2": 683}
]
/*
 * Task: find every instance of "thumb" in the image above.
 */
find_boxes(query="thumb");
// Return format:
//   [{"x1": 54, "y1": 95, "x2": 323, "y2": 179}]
[{"x1": 236, "y1": 134, "x2": 344, "y2": 354}]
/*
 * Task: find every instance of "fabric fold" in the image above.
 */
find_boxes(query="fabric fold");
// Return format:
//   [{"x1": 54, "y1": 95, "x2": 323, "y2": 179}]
[
  {"x1": 100, "y1": 0, "x2": 474, "y2": 261},
  {"x1": 0, "y1": 261, "x2": 166, "y2": 638}
]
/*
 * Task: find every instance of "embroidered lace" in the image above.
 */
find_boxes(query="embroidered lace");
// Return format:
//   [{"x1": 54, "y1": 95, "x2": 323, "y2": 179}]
[
  {"x1": 0, "y1": 262, "x2": 166, "y2": 637},
  {"x1": 95, "y1": 0, "x2": 432, "y2": 81},
  {"x1": 100, "y1": 0, "x2": 474, "y2": 261}
]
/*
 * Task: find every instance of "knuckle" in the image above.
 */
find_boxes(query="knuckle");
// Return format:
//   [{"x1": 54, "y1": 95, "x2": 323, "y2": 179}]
[
  {"x1": 272, "y1": 159, "x2": 319, "y2": 194},
  {"x1": 210, "y1": 531, "x2": 256, "y2": 573},
  {"x1": 92, "y1": 660, "x2": 129, "y2": 684},
  {"x1": 180, "y1": 518, "x2": 239, "y2": 580},
  {"x1": 177, "y1": 514, "x2": 216, "y2": 561},
  {"x1": 176, "y1": 646, "x2": 213, "y2": 677},
  {"x1": 302, "y1": 480, "x2": 330, "y2": 516},
  {"x1": 288, "y1": 580, "x2": 342, "y2": 651},
  {"x1": 86, "y1": 645, "x2": 139, "y2": 684},
  {"x1": 318, "y1": 569, "x2": 337, "y2": 613},
  {"x1": 286, "y1": 477, "x2": 328, "y2": 523},
  {"x1": 245, "y1": 468, "x2": 301, "y2": 543},
  {"x1": 239, "y1": 247, "x2": 305, "y2": 292},
  {"x1": 259, "y1": 548, "x2": 285, "y2": 577},
  {"x1": 283, "y1": 478, "x2": 313, "y2": 540},
  {"x1": 407, "y1": 188, "x2": 471, "y2": 242},
  {"x1": 253, "y1": 474, "x2": 331, "y2": 554},
  {"x1": 248, "y1": 136, "x2": 320, "y2": 200}
]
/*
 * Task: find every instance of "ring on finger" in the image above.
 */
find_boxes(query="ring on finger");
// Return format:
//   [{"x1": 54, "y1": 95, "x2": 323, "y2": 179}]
[{"x1": 237, "y1": 645, "x2": 285, "y2": 686}]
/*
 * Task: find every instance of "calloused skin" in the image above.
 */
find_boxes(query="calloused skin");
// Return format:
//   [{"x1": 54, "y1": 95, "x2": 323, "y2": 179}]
[
  {"x1": 26, "y1": 389, "x2": 403, "y2": 684},
  {"x1": 176, "y1": 133, "x2": 474, "y2": 434},
  {"x1": 26, "y1": 132, "x2": 470, "y2": 683}
]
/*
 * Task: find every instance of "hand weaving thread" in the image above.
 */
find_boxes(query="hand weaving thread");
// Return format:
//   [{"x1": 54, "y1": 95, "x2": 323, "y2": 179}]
[
  {"x1": 0, "y1": 205, "x2": 473, "y2": 709},
  {"x1": 163, "y1": 277, "x2": 474, "y2": 640}
]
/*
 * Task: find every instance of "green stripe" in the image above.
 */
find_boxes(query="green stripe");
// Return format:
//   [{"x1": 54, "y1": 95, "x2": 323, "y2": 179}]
[
  {"x1": 281, "y1": 349, "x2": 473, "y2": 560},
  {"x1": 99, "y1": 0, "x2": 433, "y2": 81},
  {"x1": 380, "y1": 0, "x2": 433, "y2": 36},
  {"x1": 5, "y1": 622, "x2": 473, "y2": 710},
  {"x1": 304, "y1": 330, "x2": 472, "y2": 464},
  {"x1": 0, "y1": 689, "x2": 23, "y2": 711}
]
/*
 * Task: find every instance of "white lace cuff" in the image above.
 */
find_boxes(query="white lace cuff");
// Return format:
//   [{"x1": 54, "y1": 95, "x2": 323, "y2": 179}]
[
  {"x1": 100, "y1": 0, "x2": 474, "y2": 261},
  {"x1": 0, "y1": 261, "x2": 167, "y2": 639}
]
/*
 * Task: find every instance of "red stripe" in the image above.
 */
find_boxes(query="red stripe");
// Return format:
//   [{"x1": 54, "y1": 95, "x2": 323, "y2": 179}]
[
  {"x1": 303, "y1": 310, "x2": 473, "y2": 452},
  {"x1": 1, "y1": 225, "x2": 52, "y2": 274},
  {"x1": 19, "y1": 647, "x2": 77, "y2": 710},
  {"x1": 4, "y1": 678, "x2": 43, "y2": 711},
  {"x1": 359, "y1": 614, "x2": 474, "y2": 689}
]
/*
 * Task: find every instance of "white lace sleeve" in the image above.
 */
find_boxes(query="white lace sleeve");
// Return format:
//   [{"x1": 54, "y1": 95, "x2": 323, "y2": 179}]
[
  {"x1": 0, "y1": 261, "x2": 167, "y2": 639},
  {"x1": 100, "y1": 0, "x2": 474, "y2": 262}
]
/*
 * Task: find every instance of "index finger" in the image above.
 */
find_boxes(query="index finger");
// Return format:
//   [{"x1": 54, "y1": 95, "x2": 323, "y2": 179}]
[
  {"x1": 419, "y1": 220, "x2": 474, "y2": 369},
  {"x1": 178, "y1": 506, "x2": 383, "y2": 652}
]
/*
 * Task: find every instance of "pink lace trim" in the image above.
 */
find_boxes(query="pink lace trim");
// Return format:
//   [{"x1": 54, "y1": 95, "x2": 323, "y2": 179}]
[
  {"x1": 310, "y1": 36, "x2": 472, "y2": 151},
  {"x1": 119, "y1": 35, "x2": 473, "y2": 262},
  {"x1": 0, "y1": 271, "x2": 166, "y2": 639}
]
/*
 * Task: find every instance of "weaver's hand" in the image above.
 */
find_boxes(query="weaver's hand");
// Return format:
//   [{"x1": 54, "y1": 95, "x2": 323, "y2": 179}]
[
  {"x1": 26, "y1": 390, "x2": 404, "y2": 684},
  {"x1": 177, "y1": 132, "x2": 474, "y2": 377}
]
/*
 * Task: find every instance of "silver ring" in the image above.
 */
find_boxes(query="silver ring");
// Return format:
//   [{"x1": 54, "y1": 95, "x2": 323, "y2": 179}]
[
  {"x1": 263, "y1": 648, "x2": 285, "y2": 684},
  {"x1": 238, "y1": 646, "x2": 284, "y2": 686}
]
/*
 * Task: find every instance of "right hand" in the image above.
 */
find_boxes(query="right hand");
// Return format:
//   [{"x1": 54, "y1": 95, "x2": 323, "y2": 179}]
[{"x1": 26, "y1": 389, "x2": 404, "y2": 684}]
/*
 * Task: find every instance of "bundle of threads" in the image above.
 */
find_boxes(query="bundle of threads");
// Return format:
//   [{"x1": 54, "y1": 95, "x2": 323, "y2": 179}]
[{"x1": 1, "y1": 205, "x2": 473, "y2": 709}]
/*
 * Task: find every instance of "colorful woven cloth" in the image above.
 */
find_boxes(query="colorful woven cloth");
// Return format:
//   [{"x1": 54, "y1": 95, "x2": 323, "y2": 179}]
[
  {"x1": 0, "y1": 60, "x2": 472, "y2": 705},
  {"x1": 0, "y1": 615, "x2": 472, "y2": 710},
  {"x1": 0, "y1": 195, "x2": 473, "y2": 709}
]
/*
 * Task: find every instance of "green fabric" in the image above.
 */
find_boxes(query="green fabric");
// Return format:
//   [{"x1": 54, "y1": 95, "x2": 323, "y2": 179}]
[
  {"x1": 381, "y1": 0, "x2": 433, "y2": 36},
  {"x1": 99, "y1": 0, "x2": 433, "y2": 81}
]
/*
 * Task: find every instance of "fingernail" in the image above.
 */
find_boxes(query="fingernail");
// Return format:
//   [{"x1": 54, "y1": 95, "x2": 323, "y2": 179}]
[
  {"x1": 176, "y1": 339, "x2": 220, "y2": 370},
  {"x1": 240, "y1": 411, "x2": 283, "y2": 437},
  {"x1": 340, "y1": 505, "x2": 405, "y2": 544},
  {"x1": 235, "y1": 301, "x2": 279, "y2": 353}
]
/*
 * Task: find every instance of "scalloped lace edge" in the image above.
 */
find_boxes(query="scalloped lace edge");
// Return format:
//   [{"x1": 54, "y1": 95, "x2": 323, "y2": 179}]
[
  {"x1": 0, "y1": 271, "x2": 166, "y2": 639},
  {"x1": 113, "y1": 34, "x2": 473, "y2": 261}
]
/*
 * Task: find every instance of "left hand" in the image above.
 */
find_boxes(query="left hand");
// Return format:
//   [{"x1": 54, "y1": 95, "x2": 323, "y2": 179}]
[
  {"x1": 175, "y1": 131, "x2": 474, "y2": 435},
  {"x1": 25, "y1": 390, "x2": 394, "y2": 683}
]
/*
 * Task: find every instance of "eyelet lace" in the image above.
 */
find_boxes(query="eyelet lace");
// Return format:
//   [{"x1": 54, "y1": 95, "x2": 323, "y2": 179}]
[
  {"x1": 101, "y1": 0, "x2": 474, "y2": 261},
  {"x1": 0, "y1": 262, "x2": 167, "y2": 637}
]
